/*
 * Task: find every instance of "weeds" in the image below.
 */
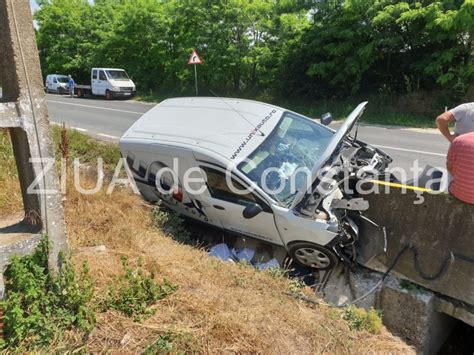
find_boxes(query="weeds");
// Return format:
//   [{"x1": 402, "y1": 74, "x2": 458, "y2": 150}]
[
  {"x1": 265, "y1": 267, "x2": 307, "y2": 297},
  {"x1": 101, "y1": 257, "x2": 177, "y2": 321},
  {"x1": 152, "y1": 204, "x2": 193, "y2": 245},
  {"x1": 0, "y1": 236, "x2": 95, "y2": 350},
  {"x1": 52, "y1": 127, "x2": 120, "y2": 167},
  {"x1": 143, "y1": 331, "x2": 196, "y2": 353},
  {"x1": 342, "y1": 305, "x2": 383, "y2": 334},
  {"x1": 400, "y1": 280, "x2": 426, "y2": 292}
]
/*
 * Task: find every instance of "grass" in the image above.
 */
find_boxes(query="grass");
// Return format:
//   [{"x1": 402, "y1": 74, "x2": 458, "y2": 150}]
[
  {"x1": 0, "y1": 130, "x2": 23, "y2": 218},
  {"x1": 135, "y1": 90, "x2": 438, "y2": 128},
  {"x1": 0, "y1": 127, "x2": 120, "y2": 218},
  {"x1": 342, "y1": 306, "x2": 383, "y2": 334},
  {"x1": 269, "y1": 94, "x2": 438, "y2": 128},
  {"x1": 51, "y1": 126, "x2": 120, "y2": 167},
  {"x1": 0, "y1": 128, "x2": 414, "y2": 353}
]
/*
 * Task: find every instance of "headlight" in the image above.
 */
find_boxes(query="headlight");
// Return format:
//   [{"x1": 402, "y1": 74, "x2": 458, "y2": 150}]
[{"x1": 112, "y1": 86, "x2": 119, "y2": 91}]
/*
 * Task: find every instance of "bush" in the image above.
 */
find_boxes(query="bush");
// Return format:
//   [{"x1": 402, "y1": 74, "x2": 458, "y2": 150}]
[
  {"x1": 342, "y1": 305, "x2": 383, "y2": 334},
  {"x1": 1, "y1": 237, "x2": 95, "y2": 349},
  {"x1": 101, "y1": 257, "x2": 177, "y2": 321}
]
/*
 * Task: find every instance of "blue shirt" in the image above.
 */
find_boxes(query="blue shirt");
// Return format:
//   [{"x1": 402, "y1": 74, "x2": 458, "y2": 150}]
[{"x1": 68, "y1": 78, "x2": 75, "y2": 88}]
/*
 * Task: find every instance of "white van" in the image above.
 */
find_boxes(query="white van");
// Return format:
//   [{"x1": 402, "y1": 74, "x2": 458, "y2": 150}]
[
  {"x1": 45, "y1": 74, "x2": 69, "y2": 94},
  {"x1": 120, "y1": 98, "x2": 392, "y2": 270},
  {"x1": 74, "y1": 68, "x2": 136, "y2": 99}
]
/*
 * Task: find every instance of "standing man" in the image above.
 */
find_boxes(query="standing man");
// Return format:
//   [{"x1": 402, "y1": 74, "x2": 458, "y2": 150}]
[
  {"x1": 436, "y1": 102, "x2": 474, "y2": 142},
  {"x1": 447, "y1": 132, "x2": 474, "y2": 204},
  {"x1": 67, "y1": 74, "x2": 75, "y2": 98}
]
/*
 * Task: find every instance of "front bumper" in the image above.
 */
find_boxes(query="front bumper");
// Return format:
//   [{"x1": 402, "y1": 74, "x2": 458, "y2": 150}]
[
  {"x1": 57, "y1": 86, "x2": 69, "y2": 94},
  {"x1": 111, "y1": 90, "x2": 136, "y2": 98}
]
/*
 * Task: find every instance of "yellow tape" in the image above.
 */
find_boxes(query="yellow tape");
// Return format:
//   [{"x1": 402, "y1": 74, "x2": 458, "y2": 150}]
[{"x1": 368, "y1": 180, "x2": 433, "y2": 193}]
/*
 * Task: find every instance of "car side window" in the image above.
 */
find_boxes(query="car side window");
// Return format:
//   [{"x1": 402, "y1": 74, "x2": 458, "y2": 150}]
[
  {"x1": 201, "y1": 166, "x2": 256, "y2": 206},
  {"x1": 99, "y1": 71, "x2": 107, "y2": 81},
  {"x1": 92, "y1": 70, "x2": 98, "y2": 80}
]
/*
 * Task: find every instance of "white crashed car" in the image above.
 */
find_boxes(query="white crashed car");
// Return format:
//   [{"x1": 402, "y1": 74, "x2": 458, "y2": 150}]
[{"x1": 120, "y1": 97, "x2": 392, "y2": 270}]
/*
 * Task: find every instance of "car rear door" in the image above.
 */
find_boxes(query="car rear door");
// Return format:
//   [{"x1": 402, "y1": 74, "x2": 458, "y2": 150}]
[
  {"x1": 124, "y1": 144, "x2": 219, "y2": 227},
  {"x1": 196, "y1": 164, "x2": 284, "y2": 246}
]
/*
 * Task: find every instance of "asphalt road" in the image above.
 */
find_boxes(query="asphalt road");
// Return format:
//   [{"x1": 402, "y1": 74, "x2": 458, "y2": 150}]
[{"x1": 46, "y1": 93, "x2": 449, "y2": 177}]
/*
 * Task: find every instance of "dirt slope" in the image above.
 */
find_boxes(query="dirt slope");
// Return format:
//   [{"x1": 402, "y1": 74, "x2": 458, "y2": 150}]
[
  {"x1": 0, "y1": 129, "x2": 414, "y2": 353},
  {"x1": 64, "y1": 183, "x2": 413, "y2": 353}
]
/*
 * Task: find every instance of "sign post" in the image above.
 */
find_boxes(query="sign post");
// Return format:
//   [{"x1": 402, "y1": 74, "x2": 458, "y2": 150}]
[{"x1": 188, "y1": 49, "x2": 202, "y2": 96}]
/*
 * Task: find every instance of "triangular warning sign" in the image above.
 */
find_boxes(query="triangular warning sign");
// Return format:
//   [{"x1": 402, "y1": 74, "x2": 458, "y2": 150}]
[{"x1": 188, "y1": 49, "x2": 202, "y2": 65}]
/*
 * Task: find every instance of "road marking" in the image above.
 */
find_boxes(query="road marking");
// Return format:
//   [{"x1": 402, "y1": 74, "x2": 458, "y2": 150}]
[
  {"x1": 47, "y1": 99, "x2": 144, "y2": 115},
  {"x1": 71, "y1": 127, "x2": 87, "y2": 132},
  {"x1": 375, "y1": 144, "x2": 446, "y2": 157},
  {"x1": 98, "y1": 133, "x2": 119, "y2": 139}
]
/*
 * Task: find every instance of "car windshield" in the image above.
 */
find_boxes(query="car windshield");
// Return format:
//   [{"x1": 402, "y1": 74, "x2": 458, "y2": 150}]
[
  {"x1": 57, "y1": 76, "x2": 69, "y2": 83},
  {"x1": 238, "y1": 112, "x2": 333, "y2": 206},
  {"x1": 106, "y1": 70, "x2": 130, "y2": 80}
]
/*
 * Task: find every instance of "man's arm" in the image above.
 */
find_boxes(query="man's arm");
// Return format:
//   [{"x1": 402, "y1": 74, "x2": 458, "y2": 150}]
[
  {"x1": 447, "y1": 143, "x2": 455, "y2": 174},
  {"x1": 436, "y1": 111, "x2": 456, "y2": 142}
]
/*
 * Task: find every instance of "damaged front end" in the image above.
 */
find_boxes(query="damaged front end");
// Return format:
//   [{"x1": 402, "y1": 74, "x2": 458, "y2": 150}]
[{"x1": 292, "y1": 102, "x2": 392, "y2": 268}]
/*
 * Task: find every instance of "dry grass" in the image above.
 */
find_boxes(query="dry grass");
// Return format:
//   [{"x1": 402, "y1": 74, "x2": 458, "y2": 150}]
[
  {"x1": 59, "y1": 180, "x2": 414, "y2": 353},
  {"x1": 0, "y1": 130, "x2": 23, "y2": 218},
  {"x1": 0, "y1": 128, "x2": 414, "y2": 353}
]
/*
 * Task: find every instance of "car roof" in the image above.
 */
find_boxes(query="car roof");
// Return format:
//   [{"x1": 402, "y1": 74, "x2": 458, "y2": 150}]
[
  {"x1": 121, "y1": 97, "x2": 285, "y2": 164},
  {"x1": 93, "y1": 68, "x2": 126, "y2": 71}
]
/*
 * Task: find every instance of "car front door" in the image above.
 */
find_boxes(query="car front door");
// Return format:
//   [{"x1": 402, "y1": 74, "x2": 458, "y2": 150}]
[
  {"x1": 52, "y1": 76, "x2": 59, "y2": 92},
  {"x1": 95, "y1": 70, "x2": 107, "y2": 95},
  {"x1": 91, "y1": 69, "x2": 99, "y2": 95},
  {"x1": 197, "y1": 164, "x2": 284, "y2": 246}
]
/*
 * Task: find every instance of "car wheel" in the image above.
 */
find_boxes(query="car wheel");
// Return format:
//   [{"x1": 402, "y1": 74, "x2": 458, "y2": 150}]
[
  {"x1": 45, "y1": 87, "x2": 50, "y2": 93},
  {"x1": 106, "y1": 90, "x2": 112, "y2": 100},
  {"x1": 288, "y1": 242, "x2": 339, "y2": 270}
]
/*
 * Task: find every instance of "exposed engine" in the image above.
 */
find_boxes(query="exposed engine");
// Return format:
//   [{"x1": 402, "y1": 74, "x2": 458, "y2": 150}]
[{"x1": 296, "y1": 138, "x2": 392, "y2": 265}]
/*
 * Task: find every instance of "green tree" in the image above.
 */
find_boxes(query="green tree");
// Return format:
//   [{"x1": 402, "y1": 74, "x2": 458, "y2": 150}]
[{"x1": 36, "y1": 0, "x2": 94, "y2": 82}]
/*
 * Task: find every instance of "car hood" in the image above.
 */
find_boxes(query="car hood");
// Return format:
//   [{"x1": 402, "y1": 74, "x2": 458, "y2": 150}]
[
  {"x1": 110, "y1": 79, "x2": 135, "y2": 87},
  {"x1": 289, "y1": 101, "x2": 368, "y2": 209}
]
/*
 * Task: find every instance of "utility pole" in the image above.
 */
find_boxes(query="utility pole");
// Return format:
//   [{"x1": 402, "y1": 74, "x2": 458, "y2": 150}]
[{"x1": 0, "y1": 0, "x2": 68, "y2": 275}]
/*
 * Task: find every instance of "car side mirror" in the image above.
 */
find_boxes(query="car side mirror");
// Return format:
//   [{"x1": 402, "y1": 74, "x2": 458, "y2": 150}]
[
  {"x1": 321, "y1": 112, "x2": 333, "y2": 126},
  {"x1": 242, "y1": 203, "x2": 263, "y2": 219}
]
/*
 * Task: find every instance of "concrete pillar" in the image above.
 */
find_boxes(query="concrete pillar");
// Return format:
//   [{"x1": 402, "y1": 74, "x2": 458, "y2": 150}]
[
  {"x1": 0, "y1": 0, "x2": 67, "y2": 270},
  {"x1": 379, "y1": 278, "x2": 457, "y2": 354}
]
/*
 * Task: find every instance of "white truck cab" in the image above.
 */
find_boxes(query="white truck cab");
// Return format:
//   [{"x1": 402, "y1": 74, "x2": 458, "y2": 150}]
[{"x1": 120, "y1": 97, "x2": 392, "y2": 270}]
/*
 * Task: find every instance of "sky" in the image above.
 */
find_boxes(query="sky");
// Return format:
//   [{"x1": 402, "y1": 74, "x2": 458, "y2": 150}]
[
  {"x1": 30, "y1": 0, "x2": 38, "y2": 12},
  {"x1": 30, "y1": 0, "x2": 94, "y2": 12}
]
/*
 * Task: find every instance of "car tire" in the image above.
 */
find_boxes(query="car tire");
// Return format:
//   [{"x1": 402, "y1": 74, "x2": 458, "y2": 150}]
[
  {"x1": 288, "y1": 242, "x2": 339, "y2": 270},
  {"x1": 106, "y1": 90, "x2": 112, "y2": 100}
]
